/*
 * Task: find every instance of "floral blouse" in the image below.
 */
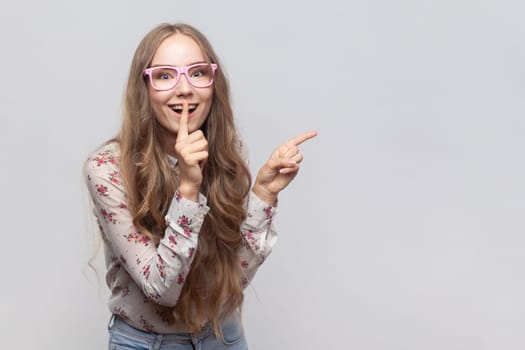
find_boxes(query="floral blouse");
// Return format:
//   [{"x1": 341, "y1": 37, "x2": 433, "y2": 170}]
[{"x1": 84, "y1": 142, "x2": 278, "y2": 333}]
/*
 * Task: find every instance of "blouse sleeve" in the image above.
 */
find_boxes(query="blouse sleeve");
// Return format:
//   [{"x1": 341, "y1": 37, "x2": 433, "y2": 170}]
[
  {"x1": 84, "y1": 149, "x2": 209, "y2": 307},
  {"x1": 238, "y1": 191, "x2": 278, "y2": 287}
]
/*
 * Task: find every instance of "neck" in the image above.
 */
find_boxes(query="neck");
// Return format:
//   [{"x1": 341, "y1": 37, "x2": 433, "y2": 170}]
[{"x1": 159, "y1": 129, "x2": 178, "y2": 157}]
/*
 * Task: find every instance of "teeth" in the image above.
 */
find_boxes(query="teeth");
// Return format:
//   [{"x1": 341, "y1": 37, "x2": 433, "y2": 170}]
[{"x1": 171, "y1": 104, "x2": 197, "y2": 112}]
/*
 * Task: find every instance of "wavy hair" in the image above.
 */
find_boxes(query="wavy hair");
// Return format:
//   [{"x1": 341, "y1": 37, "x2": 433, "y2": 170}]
[{"x1": 116, "y1": 23, "x2": 251, "y2": 337}]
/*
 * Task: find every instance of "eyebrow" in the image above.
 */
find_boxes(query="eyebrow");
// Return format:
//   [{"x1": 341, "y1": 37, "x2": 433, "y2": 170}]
[{"x1": 149, "y1": 61, "x2": 209, "y2": 68}]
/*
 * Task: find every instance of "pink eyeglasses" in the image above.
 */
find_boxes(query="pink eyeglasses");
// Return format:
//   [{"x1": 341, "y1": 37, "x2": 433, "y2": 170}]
[{"x1": 143, "y1": 63, "x2": 218, "y2": 91}]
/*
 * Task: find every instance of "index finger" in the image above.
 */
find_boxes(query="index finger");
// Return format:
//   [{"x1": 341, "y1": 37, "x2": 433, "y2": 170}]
[
  {"x1": 287, "y1": 130, "x2": 318, "y2": 147},
  {"x1": 177, "y1": 100, "x2": 189, "y2": 139}
]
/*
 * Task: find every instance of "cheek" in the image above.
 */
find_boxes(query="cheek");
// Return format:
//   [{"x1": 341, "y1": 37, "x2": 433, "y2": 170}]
[
  {"x1": 149, "y1": 90, "x2": 170, "y2": 109},
  {"x1": 200, "y1": 90, "x2": 214, "y2": 112}
]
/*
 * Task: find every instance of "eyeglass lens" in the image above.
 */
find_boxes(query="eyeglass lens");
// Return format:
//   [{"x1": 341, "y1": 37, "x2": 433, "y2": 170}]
[{"x1": 150, "y1": 64, "x2": 214, "y2": 90}]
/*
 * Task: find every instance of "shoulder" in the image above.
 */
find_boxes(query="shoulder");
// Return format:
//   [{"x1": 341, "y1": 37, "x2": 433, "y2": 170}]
[{"x1": 83, "y1": 141, "x2": 121, "y2": 179}]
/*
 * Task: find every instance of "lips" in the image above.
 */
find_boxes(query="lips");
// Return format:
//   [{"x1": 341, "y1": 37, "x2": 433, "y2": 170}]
[{"x1": 169, "y1": 103, "x2": 197, "y2": 114}]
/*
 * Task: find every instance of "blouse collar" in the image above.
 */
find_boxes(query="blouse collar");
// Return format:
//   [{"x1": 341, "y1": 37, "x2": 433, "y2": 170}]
[{"x1": 167, "y1": 154, "x2": 178, "y2": 169}]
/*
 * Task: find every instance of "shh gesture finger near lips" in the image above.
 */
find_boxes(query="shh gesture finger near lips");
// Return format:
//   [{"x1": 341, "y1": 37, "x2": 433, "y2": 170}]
[{"x1": 175, "y1": 100, "x2": 209, "y2": 201}]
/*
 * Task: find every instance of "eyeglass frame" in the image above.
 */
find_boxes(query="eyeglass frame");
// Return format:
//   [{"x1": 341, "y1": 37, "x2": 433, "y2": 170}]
[{"x1": 143, "y1": 63, "x2": 218, "y2": 91}]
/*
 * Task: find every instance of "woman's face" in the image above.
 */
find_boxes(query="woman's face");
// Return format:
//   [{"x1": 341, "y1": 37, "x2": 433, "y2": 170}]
[{"x1": 148, "y1": 33, "x2": 214, "y2": 142}]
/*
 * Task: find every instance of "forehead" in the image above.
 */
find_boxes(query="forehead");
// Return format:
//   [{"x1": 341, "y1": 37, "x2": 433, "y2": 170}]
[{"x1": 151, "y1": 33, "x2": 206, "y2": 66}]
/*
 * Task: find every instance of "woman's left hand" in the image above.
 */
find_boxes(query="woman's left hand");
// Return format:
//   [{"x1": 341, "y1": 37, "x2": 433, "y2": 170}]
[{"x1": 253, "y1": 131, "x2": 317, "y2": 205}]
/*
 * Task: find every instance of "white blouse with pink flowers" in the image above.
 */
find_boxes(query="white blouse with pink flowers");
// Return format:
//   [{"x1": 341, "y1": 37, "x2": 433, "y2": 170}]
[{"x1": 84, "y1": 141, "x2": 277, "y2": 333}]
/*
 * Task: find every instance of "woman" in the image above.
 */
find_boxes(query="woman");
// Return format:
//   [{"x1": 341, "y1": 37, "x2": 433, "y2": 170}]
[{"x1": 84, "y1": 22, "x2": 316, "y2": 349}]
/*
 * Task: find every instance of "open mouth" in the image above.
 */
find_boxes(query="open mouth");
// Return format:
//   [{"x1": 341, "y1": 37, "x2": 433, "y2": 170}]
[{"x1": 169, "y1": 104, "x2": 198, "y2": 114}]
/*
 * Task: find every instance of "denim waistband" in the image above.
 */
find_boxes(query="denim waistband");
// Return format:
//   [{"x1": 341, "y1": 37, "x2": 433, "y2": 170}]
[{"x1": 108, "y1": 314, "x2": 212, "y2": 344}]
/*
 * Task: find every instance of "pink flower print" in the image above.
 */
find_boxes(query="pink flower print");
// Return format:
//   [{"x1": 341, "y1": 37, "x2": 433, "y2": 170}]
[
  {"x1": 175, "y1": 191, "x2": 182, "y2": 202},
  {"x1": 113, "y1": 307, "x2": 129, "y2": 321},
  {"x1": 177, "y1": 273, "x2": 184, "y2": 285},
  {"x1": 94, "y1": 151, "x2": 116, "y2": 167},
  {"x1": 188, "y1": 247, "x2": 195, "y2": 258},
  {"x1": 119, "y1": 202, "x2": 128, "y2": 209},
  {"x1": 178, "y1": 216, "x2": 190, "y2": 226},
  {"x1": 108, "y1": 170, "x2": 120, "y2": 185},
  {"x1": 101, "y1": 208, "x2": 117, "y2": 224},
  {"x1": 177, "y1": 216, "x2": 192, "y2": 237},
  {"x1": 95, "y1": 184, "x2": 108, "y2": 196},
  {"x1": 136, "y1": 257, "x2": 141, "y2": 265},
  {"x1": 157, "y1": 255, "x2": 167, "y2": 281},
  {"x1": 158, "y1": 254, "x2": 165, "y2": 264},
  {"x1": 125, "y1": 233, "x2": 137, "y2": 242},
  {"x1": 140, "y1": 316, "x2": 155, "y2": 333},
  {"x1": 148, "y1": 291, "x2": 160, "y2": 302},
  {"x1": 169, "y1": 234, "x2": 177, "y2": 246},
  {"x1": 125, "y1": 232, "x2": 150, "y2": 247},
  {"x1": 158, "y1": 266, "x2": 166, "y2": 281},
  {"x1": 263, "y1": 206, "x2": 273, "y2": 220},
  {"x1": 241, "y1": 260, "x2": 249, "y2": 269},
  {"x1": 121, "y1": 286, "x2": 130, "y2": 298},
  {"x1": 143, "y1": 265, "x2": 151, "y2": 280},
  {"x1": 243, "y1": 230, "x2": 260, "y2": 251}
]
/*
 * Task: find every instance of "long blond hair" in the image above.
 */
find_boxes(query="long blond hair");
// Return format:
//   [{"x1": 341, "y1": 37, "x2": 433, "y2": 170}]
[{"x1": 117, "y1": 23, "x2": 251, "y2": 336}]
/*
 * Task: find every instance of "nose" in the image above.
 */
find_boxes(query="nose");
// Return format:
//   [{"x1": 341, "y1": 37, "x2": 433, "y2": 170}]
[{"x1": 174, "y1": 73, "x2": 193, "y2": 96}]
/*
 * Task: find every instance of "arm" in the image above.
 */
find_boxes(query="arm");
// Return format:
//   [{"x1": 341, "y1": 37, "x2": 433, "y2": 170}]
[
  {"x1": 238, "y1": 192, "x2": 278, "y2": 287},
  {"x1": 84, "y1": 148, "x2": 209, "y2": 307},
  {"x1": 239, "y1": 131, "x2": 317, "y2": 285}
]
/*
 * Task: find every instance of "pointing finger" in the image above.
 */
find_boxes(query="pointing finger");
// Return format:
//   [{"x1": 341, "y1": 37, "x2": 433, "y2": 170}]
[{"x1": 288, "y1": 130, "x2": 318, "y2": 147}]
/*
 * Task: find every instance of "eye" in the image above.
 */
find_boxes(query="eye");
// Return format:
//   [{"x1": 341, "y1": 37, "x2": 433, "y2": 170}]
[
  {"x1": 189, "y1": 64, "x2": 212, "y2": 78},
  {"x1": 191, "y1": 69, "x2": 205, "y2": 78},
  {"x1": 154, "y1": 68, "x2": 176, "y2": 80}
]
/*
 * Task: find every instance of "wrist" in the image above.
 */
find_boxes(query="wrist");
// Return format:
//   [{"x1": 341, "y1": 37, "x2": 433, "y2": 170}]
[
  {"x1": 178, "y1": 183, "x2": 199, "y2": 202},
  {"x1": 252, "y1": 184, "x2": 277, "y2": 206}
]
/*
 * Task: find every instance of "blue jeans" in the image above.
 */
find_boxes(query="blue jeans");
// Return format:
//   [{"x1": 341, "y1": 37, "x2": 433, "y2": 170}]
[{"x1": 107, "y1": 313, "x2": 248, "y2": 350}]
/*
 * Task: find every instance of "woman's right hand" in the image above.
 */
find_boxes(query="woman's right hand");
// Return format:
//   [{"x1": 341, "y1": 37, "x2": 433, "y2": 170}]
[{"x1": 174, "y1": 101, "x2": 208, "y2": 201}]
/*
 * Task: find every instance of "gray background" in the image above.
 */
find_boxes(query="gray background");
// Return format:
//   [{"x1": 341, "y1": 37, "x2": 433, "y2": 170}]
[{"x1": 1, "y1": 0, "x2": 524, "y2": 349}]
